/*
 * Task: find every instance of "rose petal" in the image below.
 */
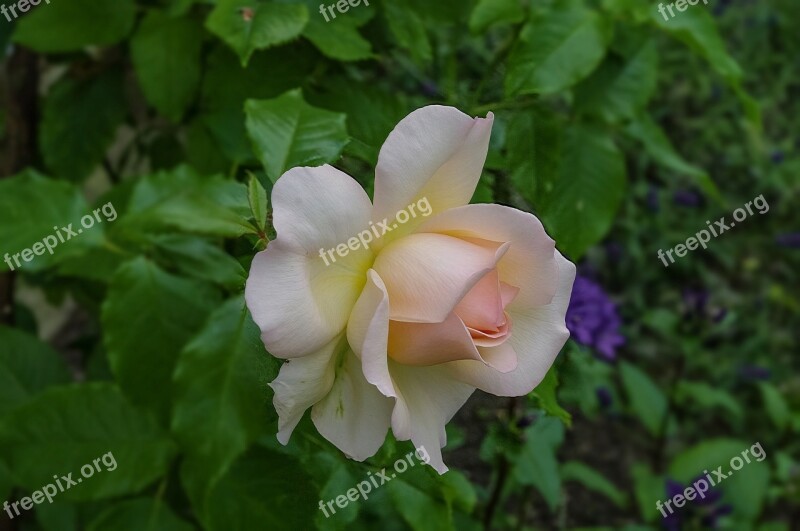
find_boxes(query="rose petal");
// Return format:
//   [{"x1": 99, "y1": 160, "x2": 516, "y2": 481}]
[
  {"x1": 445, "y1": 252, "x2": 575, "y2": 396},
  {"x1": 311, "y1": 346, "x2": 394, "y2": 461},
  {"x1": 372, "y1": 233, "x2": 510, "y2": 323},
  {"x1": 388, "y1": 361, "x2": 475, "y2": 474},
  {"x1": 388, "y1": 312, "x2": 483, "y2": 366},
  {"x1": 372, "y1": 106, "x2": 493, "y2": 246},
  {"x1": 454, "y1": 269, "x2": 505, "y2": 332},
  {"x1": 347, "y1": 270, "x2": 395, "y2": 398},
  {"x1": 246, "y1": 165, "x2": 375, "y2": 358},
  {"x1": 418, "y1": 204, "x2": 558, "y2": 310},
  {"x1": 246, "y1": 242, "x2": 369, "y2": 358},
  {"x1": 270, "y1": 164, "x2": 373, "y2": 254},
  {"x1": 269, "y1": 334, "x2": 342, "y2": 444}
]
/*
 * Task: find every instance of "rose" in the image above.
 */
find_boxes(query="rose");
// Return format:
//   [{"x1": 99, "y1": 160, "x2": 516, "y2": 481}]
[{"x1": 245, "y1": 105, "x2": 575, "y2": 473}]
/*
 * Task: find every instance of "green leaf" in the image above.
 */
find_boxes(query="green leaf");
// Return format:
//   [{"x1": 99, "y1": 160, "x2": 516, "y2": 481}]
[
  {"x1": 13, "y1": 0, "x2": 136, "y2": 52},
  {"x1": 40, "y1": 69, "x2": 126, "y2": 182},
  {"x1": 539, "y1": 125, "x2": 626, "y2": 260},
  {"x1": 87, "y1": 498, "x2": 193, "y2": 531},
  {"x1": 619, "y1": 361, "x2": 667, "y2": 436},
  {"x1": 630, "y1": 462, "x2": 663, "y2": 523},
  {"x1": 0, "y1": 383, "x2": 175, "y2": 501},
  {"x1": 305, "y1": 76, "x2": 409, "y2": 165},
  {"x1": 561, "y1": 461, "x2": 627, "y2": 508},
  {"x1": 56, "y1": 246, "x2": 128, "y2": 284},
  {"x1": 148, "y1": 235, "x2": 246, "y2": 291},
  {"x1": 0, "y1": 459, "x2": 11, "y2": 502},
  {"x1": 172, "y1": 297, "x2": 275, "y2": 516},
  {"x1": 506, "y1": 5, "x2": 611, "y2": 95},
  {"x1": 206, "y1": 448, "x2": 317, "y2": 531},
  {"x1": 624, "y1": 114, "x2": 723, "y2": 205},
  {"x1": 117, "y1": 167, "x2": 255, "y2": 238},
  {"x1": 245, "y1": 90, "x2": 349, "y2": 182},
  {"x1": 469, "y1": 0, "x2": 524, "y2": 34},
  {"x1": 102, "y1": 257, "x2": 220, "y2": 420},
  {"x1": 669, "y1": 439, "x2": 770, "y2": 521},
  {"x1": 651, "y1": 7, "x2": 740, "y2": 83},
  {"x1": 758, "y1": 383, "x2": 791, "y2": 432},
  {"x1": 573, "y1": 39, "x2": 658, "y2": 122},
  {"x1": 35, "y1": 497, "x2": 78, "y2": 531},
  {"x1": 383, "y1": 0, "x2": 432, "y2": 63},
  {"x1": 532, "y1": 366, "x2": 572, "y2": 426},
  {"x1": 198, "y1": 43, "x2": 317, "y2": 163},
  {"x1": 131, "y1": 12, "x2": 203, "y2": 122},
  {"x1": 0, "y1": 171, "x2": 100, "y2": 272},
  {"x1": 674, "y1": 381, "x2": 743, "y2": 422},
  {"x1": 407, "y1": 0, "x2": 472, "y2": 22},
  {"x1": 507, "y1": 105, "x2": 563, "y2": 207},
  {"x1": 388, "y1": 473, "x2": 454, "y2": 531},
  {"x1": 439, "y1": 469, "x2": 477, "y2": 514},
  {"x1": 206, "y1": 0, "x2": 309, "y2": 66},
  {"x1": 247, "y1": 172, "x2": 268, "y2": 232},
  {"x1": 298, "y1": 0, "x2": 373, "y2": 61},
  {"x1": 514, "y1": 418, "x2": 564, "y2": 510},
  {"x1": 0, "y1": 326, "x2": 71, "y2": 417},
  {"x1": 312, "y1": 453, "x2": 360, "y2": 528}
]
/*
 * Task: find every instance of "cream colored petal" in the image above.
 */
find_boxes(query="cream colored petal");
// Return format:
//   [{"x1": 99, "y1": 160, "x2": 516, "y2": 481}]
[{"x1": 371, "y1": 106, "x2": 493, "y2": 247}]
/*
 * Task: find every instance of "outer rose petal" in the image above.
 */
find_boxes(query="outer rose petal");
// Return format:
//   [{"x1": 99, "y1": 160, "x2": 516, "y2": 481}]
[
  {"x1": 269, "y1": 335, "x2": 341, "y2": 444},
  {"x1": 245, "y1": 166, "x2": 373, "y2": 358},
  {"x1": 389, "y1": 361, "x2": 475, "y2": 474},
  {"x1": 311, "y1": 347, "x2": 394, "y2": 461},
  {"x1": 372, "y1": 233, "x2": 510, "y2": 323},
  {"x1": 371, "y1": 106, "x2": 494, "y2": 246},
  {"x1": 270, "y1": 165, "x2": 373, "y2": 253},
  {"x1": 418, "y1": 204, "x2": 558, "y2": 310},
  {"x1": 446, "y1": 252, "x2": 576, "y2": 396}
]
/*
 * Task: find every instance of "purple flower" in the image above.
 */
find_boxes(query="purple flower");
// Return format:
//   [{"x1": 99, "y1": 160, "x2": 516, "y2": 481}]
[
  {"x1": 682, "y1": 288, "x2": 728, "y2": 324},
  {"x1": 673, "y1": 189, "x2": 703, "y2": 208},
  {"x1": 596, "y1": 387, "x2": 613, "y2": 409},
  {"x1": 776, "y1": 233, "x2": 800, "y2": 249},
  {"x1": 420, "y1": 80, "x2": 439, "y2": 98},
  {"x1": 738, "y1": 364, "x2": 771, "y2": 382},
  {"x1": 662, "y1": 477, "x2": 730, "y2": 530},
  {"x1": 566, "y1": 275, "x2": 625, "y2": 361},
  {"x1": 682, "y1": 288, "x2": 709, "y2": 316},
  {"x1": 770, "y1": 150, "x2": 785, "y2": 164}
]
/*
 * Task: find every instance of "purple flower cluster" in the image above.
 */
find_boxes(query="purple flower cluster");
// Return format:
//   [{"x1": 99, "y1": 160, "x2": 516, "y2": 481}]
[
  {"x1": 663, "y1": 478, "x2": 732, "y2": 530},
  {"x1": 776, "y1": 233, "x2": 800, "y2": 249},
  {"x1": 566, "y1": 275, "x2": 625, "y2": 361}
]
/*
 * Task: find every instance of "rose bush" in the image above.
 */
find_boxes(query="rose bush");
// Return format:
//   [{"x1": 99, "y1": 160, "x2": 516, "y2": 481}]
[{"x1": 245, "y1": 105, "x2": 576, "y2": 472}]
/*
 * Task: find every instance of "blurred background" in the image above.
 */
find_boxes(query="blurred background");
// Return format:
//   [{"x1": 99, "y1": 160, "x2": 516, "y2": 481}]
[{"x1": 0, "y1": 0, "x2": 797, "y2": 529}]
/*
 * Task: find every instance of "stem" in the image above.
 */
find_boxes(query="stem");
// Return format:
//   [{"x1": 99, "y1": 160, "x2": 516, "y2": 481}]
[
  {"x1": 653, "y1": 355, "x2": 686, "y2": 471},
  {"x1": 484, "y1": 397, "x2": 519, "y2": 529},
  {"x1": 0, "y1": 46, "x2": 40, "y2": 331},
  {"x1": 484, "y1": 455, "x2": 510, "y2": 530}
]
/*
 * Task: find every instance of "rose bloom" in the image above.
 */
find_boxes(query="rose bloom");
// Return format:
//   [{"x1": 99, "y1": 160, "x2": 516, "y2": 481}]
[{"x1": 245, "y1": 106, "x2": 575, "y2": 473}]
